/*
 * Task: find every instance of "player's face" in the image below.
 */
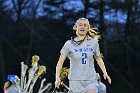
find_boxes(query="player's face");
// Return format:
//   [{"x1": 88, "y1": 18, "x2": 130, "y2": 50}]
[{"x1": 75, "y1": 19, "x2": 89, "y2": 36}]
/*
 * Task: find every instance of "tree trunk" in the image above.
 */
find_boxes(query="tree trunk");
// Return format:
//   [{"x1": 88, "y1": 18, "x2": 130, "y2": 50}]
[
  {"x1": 99, "y1": 0, "x2": 107, "y2": 57},
  {"x1": 83, "y1": 0, "x2": 89, "y2": 18},
  {"x1": 0, "y1": 44, "x2": 6, "y2": 93}
]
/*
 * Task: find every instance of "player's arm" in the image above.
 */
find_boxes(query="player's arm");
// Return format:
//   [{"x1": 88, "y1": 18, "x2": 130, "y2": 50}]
[
  {"x1": 94, "y1": 55, "x2": 111, "y2": 84},
  {"x1": 56, "y1": 54, "x2": 66, "y2": 78},
  {"x1": 55, "y1": 54, "x2": 67, "y2": 88},
  {"x1": 95, "y1": 55, "x2": 107, "y2": 75}
]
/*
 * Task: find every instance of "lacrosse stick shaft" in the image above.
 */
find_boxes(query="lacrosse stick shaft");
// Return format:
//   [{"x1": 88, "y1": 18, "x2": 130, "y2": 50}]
[{"x1": 52, "y1": 87, "x2": 57, "y2": 93}]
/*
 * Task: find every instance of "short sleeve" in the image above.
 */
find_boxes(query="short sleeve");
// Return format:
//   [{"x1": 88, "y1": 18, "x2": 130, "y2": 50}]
[
  {"x1": 60, "y1": 41, "x2": 70, "y2": 56},
  {"x1": 94, "y1": 41, "x2": 100, "y2": 56}
]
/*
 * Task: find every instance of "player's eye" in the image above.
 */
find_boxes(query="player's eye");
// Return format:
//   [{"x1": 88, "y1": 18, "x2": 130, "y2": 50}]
[
  {"x1": 78, "y1": 24, "x2": 82, "y2": 26},
  {"x1": 84, "y1": 24, "x2": 88, "y2": 27}
]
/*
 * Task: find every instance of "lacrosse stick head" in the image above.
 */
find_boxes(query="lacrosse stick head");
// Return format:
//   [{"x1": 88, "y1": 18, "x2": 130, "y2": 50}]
[
  {"x1": 32, "y1": 55, "x2": 39, "y2": 67},
  {"x1": 37, "y1": 66, "x2": 46, "y2": 76},
  {"x1": 21, "y1": 62, "x2": 28, "y2": 69},
  {"x1": 60, "y1": 67, "x2": 69, "y2": 81}
]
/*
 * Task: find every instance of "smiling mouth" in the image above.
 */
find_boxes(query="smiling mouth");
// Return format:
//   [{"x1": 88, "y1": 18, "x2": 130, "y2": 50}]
[{"x1": 80, "y1": 30, "x2": 85, "y2": 32}]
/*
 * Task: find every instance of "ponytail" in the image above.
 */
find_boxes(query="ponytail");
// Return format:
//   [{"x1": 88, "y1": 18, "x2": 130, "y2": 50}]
[{"x1": 87, "y1": 27, "x2": 101, "y2": 41}]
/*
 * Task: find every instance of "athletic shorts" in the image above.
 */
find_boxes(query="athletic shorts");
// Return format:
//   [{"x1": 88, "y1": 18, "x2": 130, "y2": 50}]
[{"x1": 69, "y1": 80, "x2": 98, "y2": 93}]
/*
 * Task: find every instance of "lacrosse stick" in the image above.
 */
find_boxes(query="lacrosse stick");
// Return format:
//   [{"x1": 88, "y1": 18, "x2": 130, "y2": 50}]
[
  {"x1": 24, "y1": 55, "x2": 39, "y2": 93},
  {"x1": 28, "y1": 66, "x2": 46, "y2": 93},
  {"x1": 38, "y1": 83, "x2": 52, "y2": 93},
  {"x1": 21, "y1": 62, "x2": 28, "y2": 90}
]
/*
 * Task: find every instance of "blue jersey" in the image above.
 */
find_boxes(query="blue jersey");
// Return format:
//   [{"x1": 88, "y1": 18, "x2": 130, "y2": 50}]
[{"x1": 60, "y1": 38, "x2": 100, "y2": 81}]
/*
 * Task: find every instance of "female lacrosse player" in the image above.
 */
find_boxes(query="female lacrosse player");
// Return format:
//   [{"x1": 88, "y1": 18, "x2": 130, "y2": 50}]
[
  {"x1": 96, "y1": 73, "x2": 106, "y2": 93},
  {"x1": 4, "y1": 75, "x2": 19, "y2": 93},
  {"x1": 55, "y1": 18, "x2": 111, "y2": 93}
]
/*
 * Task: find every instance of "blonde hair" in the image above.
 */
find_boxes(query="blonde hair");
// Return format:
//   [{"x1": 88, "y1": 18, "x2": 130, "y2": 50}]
[
  {"x1": 73, "y1": 18, "x2": 100, "y2": 40},
  {"x1": 4, "y1": 81, "x2": 11, "y2": 91}
]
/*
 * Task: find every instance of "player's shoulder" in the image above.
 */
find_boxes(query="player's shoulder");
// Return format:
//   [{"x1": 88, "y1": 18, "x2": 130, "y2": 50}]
[
  {"x1": 88, "y1": 37, "x2": 98, "y2": 43},
  {"x1": 64, "y1": 40, "x2": 72, "y2": 45},
  {"x1": 65, "y1": 39, "x2": 71, "y2": 43}
]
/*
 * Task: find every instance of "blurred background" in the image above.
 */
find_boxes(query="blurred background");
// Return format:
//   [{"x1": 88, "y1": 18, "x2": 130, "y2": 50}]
[{"x1": 0, "y1": 0, "x2": 140, "y2": 93}]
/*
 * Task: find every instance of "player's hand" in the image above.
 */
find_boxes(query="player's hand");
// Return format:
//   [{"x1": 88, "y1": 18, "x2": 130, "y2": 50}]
[
  {"x1": 103, "y1": 73, "x2": 111, "y2": 84},
  {"x1": 55, "y1": 77, "x2": 61, "y2": 88}
]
